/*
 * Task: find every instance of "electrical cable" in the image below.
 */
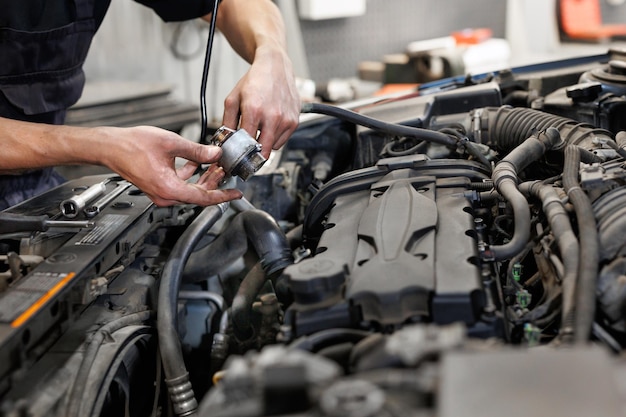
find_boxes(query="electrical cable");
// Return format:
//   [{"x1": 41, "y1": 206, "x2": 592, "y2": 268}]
[{"x1": 199, "y1": 0, "x2": 221, "y2": 144}]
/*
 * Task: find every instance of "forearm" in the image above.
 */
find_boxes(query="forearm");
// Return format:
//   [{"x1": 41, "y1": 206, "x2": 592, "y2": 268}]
[
  {"x1": 0, "y1": 117, "x2": 242, "y2": 207},
  {"x1": 0, "y1": 117, "x2": 109, "y2": 173},
  {"x1": 210, "y1": 0, "x2": 288, "y2": 63}
]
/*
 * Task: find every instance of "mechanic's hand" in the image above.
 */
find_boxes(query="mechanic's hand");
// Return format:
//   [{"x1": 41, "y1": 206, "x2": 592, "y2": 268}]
[
  {"x1": 102, "y1": 126, "x2": 242, "y2": 207},
  {"x1": 222, "y1": 45, "x2": 300, "y2": 159}
]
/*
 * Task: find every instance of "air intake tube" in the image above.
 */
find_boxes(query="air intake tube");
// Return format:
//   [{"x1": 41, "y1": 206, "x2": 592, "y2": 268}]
[{"x1": 471, "y1": 106, "x2": 614, "y2": 152}]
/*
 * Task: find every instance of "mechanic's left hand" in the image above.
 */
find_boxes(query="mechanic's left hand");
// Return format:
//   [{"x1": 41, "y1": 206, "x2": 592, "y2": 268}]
[
  {"x1": 99, "y1": 125, "x2": 242, "y2": 207},
  {"x1": 222, "y1": 44, "x2": 300, "y2": 159}
]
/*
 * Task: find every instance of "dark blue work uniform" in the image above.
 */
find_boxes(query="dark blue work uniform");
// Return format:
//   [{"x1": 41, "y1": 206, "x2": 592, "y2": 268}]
[{"x1": 0, "y1": 0, "x2": 216, "y2": 210}]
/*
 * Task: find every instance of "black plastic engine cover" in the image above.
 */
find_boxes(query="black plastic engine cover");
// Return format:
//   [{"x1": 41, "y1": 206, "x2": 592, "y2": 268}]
[{"x1": 284, "y1": 157, "x2": 486, "y2": 336}]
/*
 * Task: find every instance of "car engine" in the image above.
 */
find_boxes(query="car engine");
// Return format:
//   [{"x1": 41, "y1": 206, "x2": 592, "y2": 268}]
[{"x1": 2, "y1": 48, "x2": 626, "y2": 417}]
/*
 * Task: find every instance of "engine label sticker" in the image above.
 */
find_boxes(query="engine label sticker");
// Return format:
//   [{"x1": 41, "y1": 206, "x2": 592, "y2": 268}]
[
  {"x1": 0, "y1": 272, "x2": 75, "y2": 326},
  {"x1": 76, "y1": 214, "x2": 127, "y2": 246}
]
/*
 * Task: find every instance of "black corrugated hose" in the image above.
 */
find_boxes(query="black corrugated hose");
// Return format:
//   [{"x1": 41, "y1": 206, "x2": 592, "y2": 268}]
[{"x1": 481, "y1": 106, "x2": 612, "y2": 152}]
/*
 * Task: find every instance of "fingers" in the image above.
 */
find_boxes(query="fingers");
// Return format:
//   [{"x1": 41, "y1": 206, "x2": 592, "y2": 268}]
[
  {"x1": 226, "y1": 95, "x2": 299, "y2": 159},
  {"x1": 174, "y1": 139, "x2": 223, "y2": 165},
  {"x1": 172, "y1": 138, "x2": 226, "y2": 180},
  {"x1": 104, "y1": 126, "x2": 242, "y2": 208},
  {"x1": 256, "y1": 110, "x2": 299, "y2": 157},
  {"x1": 223, "y1": 91, "x2": 242, "y2": 131},
  {"x1": 148, "y1": 187, "x2": 242, "y2": 208},
  {"x1": 176, "y1": 160, "x2": 200, "y2": 181},
  {"x1": 146, "y1": 167, "x2": 242, "y2": 207},
  {"x1": 196, "y1": 163, "x2": 227, "y2": 188}
]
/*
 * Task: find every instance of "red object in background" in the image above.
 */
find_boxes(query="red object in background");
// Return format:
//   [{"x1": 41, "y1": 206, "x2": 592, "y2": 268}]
[
  {"x1": 373, "y1": 83, "x2": 419, "y2": 97},
  {"x1": 559, "y1": 0, "x2": 626, "y2": 41},
  {"x1": 451, "y1": 28, "x2": 492, "y2": 45}
]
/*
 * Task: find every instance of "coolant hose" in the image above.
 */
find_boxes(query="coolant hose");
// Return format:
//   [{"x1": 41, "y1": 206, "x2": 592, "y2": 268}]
[
  {"x1": 231, "y1": 225, "x2": 301, "y2": 342},
  {"x1": 562, "y1": 145, "x2": 600, "y2": 344},
  {"x1": 301, "y1": 102, "x2": 458, "y2": 147},
  {"x1": 519, "y1": 181, "x2": 579, "y2": 338},
  {"x1": 489, "y1": 128, "x2": 561, "y2": 260},
  {"x1": 158, "y1": 203, "x2": 228, "y2": 417},
  {"x1": 184, "y1": 209, "x2": 293, "y2": 281},
  {"x1": 224, "y1": 210, "x2": 294, "y2": 340},
  {"x1": 489, "y1": 177, "x2": 530, "y2": 261},
  {"x1": 231, "y1": 262, "x2": 266, "y2": 341}
]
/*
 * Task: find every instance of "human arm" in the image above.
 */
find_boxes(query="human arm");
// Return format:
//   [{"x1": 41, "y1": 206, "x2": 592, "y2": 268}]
[
  {"x1": 0, "y1": 117, "x2": 242, "y2": 206},
  {"x1": 207, "y1": 0, "x2": 301, "y2": 158}
]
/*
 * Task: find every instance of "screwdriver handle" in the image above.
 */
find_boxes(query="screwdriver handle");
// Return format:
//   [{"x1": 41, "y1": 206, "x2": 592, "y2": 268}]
[
  {"x1": 0, "y1": 212, "x2": 49, "y2": 234},
  {"x1": 0, "y1": 213, "x2": 93, "y2": 234}
]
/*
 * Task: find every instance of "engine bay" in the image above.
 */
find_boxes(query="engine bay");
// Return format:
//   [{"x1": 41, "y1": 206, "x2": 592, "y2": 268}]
[{"x1": 2, "y1": 48, "x2": 626, "y2": 416}]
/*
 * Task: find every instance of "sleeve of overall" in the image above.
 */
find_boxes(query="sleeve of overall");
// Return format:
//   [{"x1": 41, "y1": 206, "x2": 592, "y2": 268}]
[{"x1": 133, "y1": 0, "x2": 217, "y2": 22}]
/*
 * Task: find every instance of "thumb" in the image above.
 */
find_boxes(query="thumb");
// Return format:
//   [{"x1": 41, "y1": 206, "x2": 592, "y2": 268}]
[{"x1": 176, "y1": 141, "x2": 223, "y2": 164}]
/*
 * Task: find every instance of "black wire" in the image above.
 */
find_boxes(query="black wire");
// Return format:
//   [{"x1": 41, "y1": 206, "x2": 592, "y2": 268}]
[
  {"x1": 381, "y1": 137, "x2": 428, "y2": 157},
  {"x1": 199, "y1": 0, "x2": 221, "y2": 144},
  {"x1": 300, "y1": 102, "x2": 458, "y2": 148},
  {"x1": 170, "y1": 21, "x2": 205, "y2": 61}
]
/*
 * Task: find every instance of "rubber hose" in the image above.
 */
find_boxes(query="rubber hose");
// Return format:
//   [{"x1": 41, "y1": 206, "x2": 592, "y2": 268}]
[
  {"x1": 227, "y1": 212, "x2": 294, "y2": 340},
  {"x1": 231, "y1": 262, "x2": 265, "y2": 341},
  {"x1": 158, "y1": 203, "x2": 227, "y2": 416},
  {"x1": 301, "y1": 102, "x2": 458, "y2": 147},
  {"x1": 463, "y1": 140, "x2": 493, "y2": 172},
  {"x1": 289, "y1": 328, "x2": 371, "y2": 352},
  {"x1": 489, "y1": 129, "x2": 561, "y2": 260},
  {"x1": 272, "y1": 225, "x2": 303, "y2": 306},
  {"x1": 562, "y1": 145, "x2": 600, "y2": 344},
  {"x1": 184, "y1": 209, "x2": 293, "y2": 281},
  {"x1": 488, "y1": 177, "x2": 531, "y2": 261},
  {"x1": 198, "y1": 0, "x2": 220, "y2": 144},
  {"x1": 520, "y1": 181, "x2": 579, "y2": 339}
]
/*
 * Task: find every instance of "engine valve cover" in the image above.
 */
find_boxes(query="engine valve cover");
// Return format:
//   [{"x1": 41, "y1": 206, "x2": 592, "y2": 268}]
[{"x1": 284, "y1": 163, "x2": 486, "y2": 336}]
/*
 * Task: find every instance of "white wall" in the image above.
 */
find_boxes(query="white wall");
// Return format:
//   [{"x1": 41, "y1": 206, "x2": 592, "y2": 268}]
[{"x1": 82, "y1": 0, "x2": 249, "y2": 126}]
